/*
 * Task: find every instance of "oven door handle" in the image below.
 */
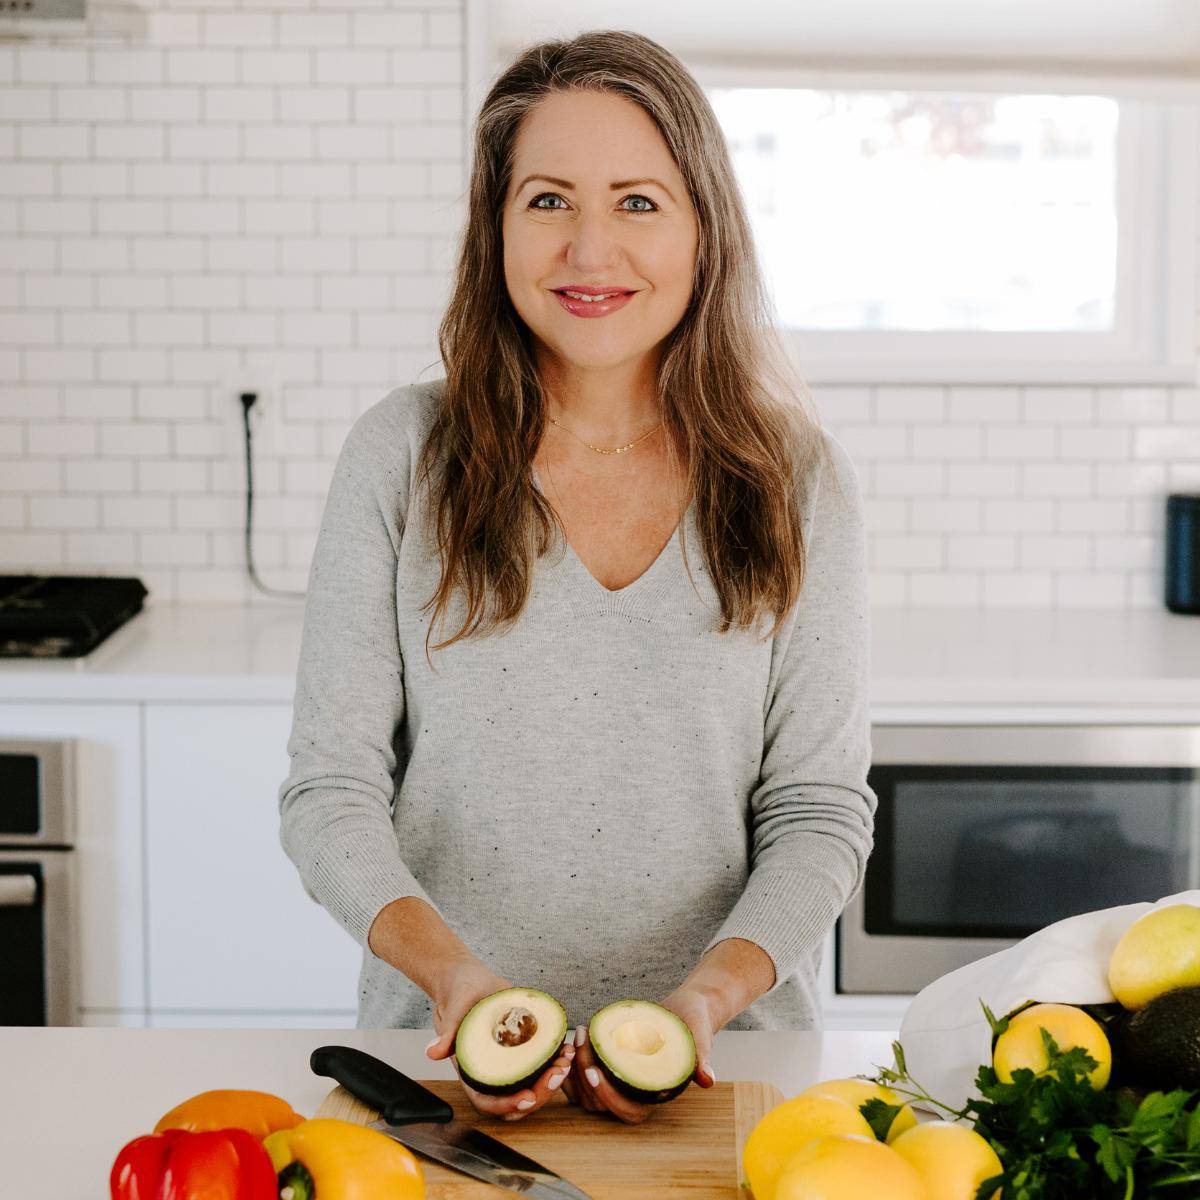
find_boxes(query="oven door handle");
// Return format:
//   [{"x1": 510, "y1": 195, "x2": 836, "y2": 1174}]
[{"x1": 0, "y1": 874, "x2": 37, "y2": 907}]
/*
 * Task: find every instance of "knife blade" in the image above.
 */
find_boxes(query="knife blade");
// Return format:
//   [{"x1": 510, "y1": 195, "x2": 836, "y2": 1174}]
[{"x1": 311, "y1": 1045, "x2": 594, "y2": 1200}]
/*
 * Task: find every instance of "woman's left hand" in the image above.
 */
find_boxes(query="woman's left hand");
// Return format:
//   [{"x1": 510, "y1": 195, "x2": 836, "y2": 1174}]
[{"x1": 562, "y1": 985, "x2": 718, "y2": 1123}]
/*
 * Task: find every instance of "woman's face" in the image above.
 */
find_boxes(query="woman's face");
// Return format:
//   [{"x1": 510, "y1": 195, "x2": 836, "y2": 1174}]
[{"x1": 502, "y1": 90, "x2": 699, "y2": 375}]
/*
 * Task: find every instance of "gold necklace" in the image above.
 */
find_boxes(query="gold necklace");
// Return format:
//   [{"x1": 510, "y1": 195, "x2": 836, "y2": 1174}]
[{"x1": 547, "y1": 413, "x2": 663, "y2": 455}]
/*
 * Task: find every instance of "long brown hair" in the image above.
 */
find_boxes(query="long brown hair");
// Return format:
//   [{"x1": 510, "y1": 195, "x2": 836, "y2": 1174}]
[{"x1": 415, "y1": 29, "x2": 834, "y2": 665}]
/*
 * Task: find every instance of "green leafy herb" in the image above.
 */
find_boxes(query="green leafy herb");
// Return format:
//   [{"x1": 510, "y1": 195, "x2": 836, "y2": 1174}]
[
  {"x1": 859, "y1": 1096, "x2": 904, "y2": 1142},
  {"x1": 860, "y1": 1001, "x2": 1200, "y2": 1200}
]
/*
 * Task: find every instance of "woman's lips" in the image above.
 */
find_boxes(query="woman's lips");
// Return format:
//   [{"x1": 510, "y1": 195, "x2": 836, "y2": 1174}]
[{"x1": 551, "y1": 289, "x2": 638, "y2": 319}]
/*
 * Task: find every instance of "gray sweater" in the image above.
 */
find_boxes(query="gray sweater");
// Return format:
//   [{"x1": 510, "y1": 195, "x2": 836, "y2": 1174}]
[{"x1": 278, "y1": 378, "x2": 876, "y2": 1030}]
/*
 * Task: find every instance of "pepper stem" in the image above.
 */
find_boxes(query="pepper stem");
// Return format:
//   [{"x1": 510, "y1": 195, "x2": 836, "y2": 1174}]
[{"x1": 277, "y1": 1162, "x2": 315, "y2": 1200}]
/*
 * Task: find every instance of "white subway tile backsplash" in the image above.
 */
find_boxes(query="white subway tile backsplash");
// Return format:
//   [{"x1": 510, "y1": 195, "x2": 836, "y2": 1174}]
[
  {"x1": 1135, "y1": 424, "x2": 1200, "y2": 459},
  {"x1": 29, "y1": 495, "x2": 100, "y2": 528},
  {"x1": 1, "y1": 86, "x2": 54, "y2": 120},
  {"x1": 0, "y1": 4, "x2": 1195, "y2": 610},
  {"x1": 946, "y1": 535, "x2": 1016, "y2": 569},
  {"x1": 945, "y1": 388, "x2": 1022, "y2": 422},
  {"x1": 983, "y1": 425, "x2": 1055, "y2": 460},
  {"x1": 1022, "y1": 387, "x2": 1095, "y2": 423},
  {"x1": 1019, "y1": 535, "x2": 1090, "y2": 570},
  {"x1": 202, "y1": 13, "x2": 275, "y2": 47},
  {"x1": 63, "y1": 458, "x2": 134, "y2": 494},
  {"x1": 983, "y1": 572, "x2": 1053, "y2": 606},
  {"x1": 947, "y1": 463, "x2": 1020, "y2": 495},
  {"x1": 982, "y1": 499, "x2": 1055, "y2": 533},
  {"x1": 1056, "y1": 499, "x2": 1131, "y2": 533},
  {"x1": 909, "y1": 572, "x2": 980, "y2": 605},
  {"x1": 67, "y1": 531, "x2": 138, "y2": 565},
  {"x1": 1057, "y1": 427, "x2": 1131, "y2": 460},
  {"x1": 1055, "y1": 571, "x2": 1128, "y2": 607},
  {"x1": 0, "y1": 532, "x2": 65, "y2": 563},
  {"x1": 28, "y1": 421, "x2": 97, "y2": 456}
]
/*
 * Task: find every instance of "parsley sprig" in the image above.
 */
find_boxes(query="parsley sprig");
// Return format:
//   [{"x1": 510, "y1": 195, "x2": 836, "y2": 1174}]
[{"x1": 856, "y1": 1002, "x2": 1200, "y2": 1199}]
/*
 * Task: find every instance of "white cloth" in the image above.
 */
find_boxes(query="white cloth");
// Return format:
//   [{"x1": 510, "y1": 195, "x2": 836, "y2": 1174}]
[{"x1": 897, "y1": 889, "x2": 1200, "y2": 1111}]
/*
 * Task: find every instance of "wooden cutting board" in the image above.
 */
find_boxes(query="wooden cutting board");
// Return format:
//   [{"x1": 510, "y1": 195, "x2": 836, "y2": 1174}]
[{"x1": 316, "y1": 1077, "x2": 783, "y2": 1198}]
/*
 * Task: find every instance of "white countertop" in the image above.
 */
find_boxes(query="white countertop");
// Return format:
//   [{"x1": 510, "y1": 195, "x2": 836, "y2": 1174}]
[
  {"x1": 1, "y1": 601, "x2": 1198, "y2": 711},
  {"x1": 0, "y1": 1027, "x2": 898, "y2": 1196}
]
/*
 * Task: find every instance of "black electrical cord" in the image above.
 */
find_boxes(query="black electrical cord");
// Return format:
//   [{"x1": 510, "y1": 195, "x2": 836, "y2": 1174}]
[{"x1": 241, "y1": 392, "x2": 307, "y2": 600}]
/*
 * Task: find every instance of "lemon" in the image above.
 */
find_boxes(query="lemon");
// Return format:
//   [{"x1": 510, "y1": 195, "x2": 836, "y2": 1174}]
[
  {"x1": 890, "y1": 1120, "x2": 1003, "y2": 1200},
  {"x1": 796, "y1": 1078, "x2": 918, "y2": 1143},
  {"x1": 992, "y1": 1002, "x2": 1111, "y2": 1089},
  {"x1": 742, "y1": 1093, "x2": 875, "y2": 1200},
  {"x1": 1108, "y1": 904, "x2": 1200, "y2": 1010},
  {"x1": 774, "y1": 1134, "x2": 928, "y2": 1200}
]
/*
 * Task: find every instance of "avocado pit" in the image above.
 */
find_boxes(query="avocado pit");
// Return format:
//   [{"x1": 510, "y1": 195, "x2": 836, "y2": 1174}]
[{"x1": 494, "y1": 1006, "x2": 537, "y2": 1047}]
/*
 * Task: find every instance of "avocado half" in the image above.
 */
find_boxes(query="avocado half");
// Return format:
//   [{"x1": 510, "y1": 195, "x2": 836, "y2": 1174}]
[
  {"x1": 453, "y1": 987, "x2": 568, "y2": 1096},
  {"x1": 1115, "y1": 984, "x2": 1200, "y2": 1091},
  {"x1": 587, "y1": 999, "x2": 697, "y2": 1104}
]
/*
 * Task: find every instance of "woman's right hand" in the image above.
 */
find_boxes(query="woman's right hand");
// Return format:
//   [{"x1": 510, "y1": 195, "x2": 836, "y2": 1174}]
[{"x1": 425, "y1": 959, "x2": 576, "y2": 1121}]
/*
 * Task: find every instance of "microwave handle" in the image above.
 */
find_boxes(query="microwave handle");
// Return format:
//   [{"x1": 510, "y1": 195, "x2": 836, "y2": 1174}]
[{"x1": 0, "y1": 874, "x2": 37, "y2": 907}]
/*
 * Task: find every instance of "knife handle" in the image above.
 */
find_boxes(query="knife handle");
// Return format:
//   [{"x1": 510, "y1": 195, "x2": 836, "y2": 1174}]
[{"x1": 311, "y1": 1045, "x2": 454, "y2": 1125}]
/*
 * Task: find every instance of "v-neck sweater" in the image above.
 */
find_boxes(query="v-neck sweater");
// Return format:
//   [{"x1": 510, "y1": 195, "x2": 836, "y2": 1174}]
[{"x1": 278, "y1": 378, "x2": 877, "y2": 1031}]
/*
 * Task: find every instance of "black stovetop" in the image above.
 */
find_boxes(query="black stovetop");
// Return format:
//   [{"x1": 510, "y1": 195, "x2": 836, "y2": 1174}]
[{"x1": 0, "y1": 575, "x2": 148, "y2": 659}]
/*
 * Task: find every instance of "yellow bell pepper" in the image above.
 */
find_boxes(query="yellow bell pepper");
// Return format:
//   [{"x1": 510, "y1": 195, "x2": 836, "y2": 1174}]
[
  {"x1": 263, "y1": 1118, "x2": 425, "y2": 1200},
  {"x1": 154, "y1": 1089, "x2": 305, "y2": 1140}
]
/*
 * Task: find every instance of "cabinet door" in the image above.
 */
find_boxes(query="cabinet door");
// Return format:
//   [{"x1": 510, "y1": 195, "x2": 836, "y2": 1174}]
[
  {"x1": 0, "y1": 703, "x2": 144, "y2": 1020},
  {"x1": 145, "y1": 704, "x2": 361, "y2": 1015}
]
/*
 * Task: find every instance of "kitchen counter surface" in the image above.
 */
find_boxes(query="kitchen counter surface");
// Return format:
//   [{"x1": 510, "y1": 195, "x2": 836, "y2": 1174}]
[
  {"x1": 0, "y1": 1026, "x2": 898, "y2": 1196},
  {"x1": 0, "y1": 601, "x2": 1197, "y2": 711}
]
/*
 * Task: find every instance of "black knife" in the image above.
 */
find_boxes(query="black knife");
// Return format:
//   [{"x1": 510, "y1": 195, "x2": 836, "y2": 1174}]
[{"x1": 311, "y1": 1044, "x2": 593, "y2": 1200}]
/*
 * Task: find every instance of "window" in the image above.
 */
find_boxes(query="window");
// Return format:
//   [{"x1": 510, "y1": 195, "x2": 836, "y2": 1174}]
[{"x1": 696, "y1": 66, "x2": 1197, "y2": 385}]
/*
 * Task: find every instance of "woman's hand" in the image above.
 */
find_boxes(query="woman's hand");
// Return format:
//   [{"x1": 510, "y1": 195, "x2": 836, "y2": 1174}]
[
  {"x1": 561, "y1": 986, "x2": 718, "y2": 1123},
  {"x1": 425, "y1": 959, "x2": 576, "y2": 1121}
]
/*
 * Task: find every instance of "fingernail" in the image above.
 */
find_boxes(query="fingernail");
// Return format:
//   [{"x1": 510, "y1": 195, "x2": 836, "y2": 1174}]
[
  {"x1": 547, "y1": 1072, "x2": 564, "y2": 1090},
  {"x1": 516, "y1": 1098, "x2": 535, "y2": 1110},
  {"x1": 575, "y1": 1025, "x2": 587, "y2": 1048},
  {"x1": 425, "y1": 1037, "x2": 439, "y2": 1054},
  {"x1": 704, "y1": 1061, "x2": 716, "y2": 1082},
  {"x1": 585, "y1": 1067, "x2": 600, "y2": 1087}
]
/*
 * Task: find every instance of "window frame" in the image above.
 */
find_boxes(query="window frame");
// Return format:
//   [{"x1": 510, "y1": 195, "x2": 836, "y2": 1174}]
[{"x1": 690, "y1": 62, "x2": 1198, "y2": 386}]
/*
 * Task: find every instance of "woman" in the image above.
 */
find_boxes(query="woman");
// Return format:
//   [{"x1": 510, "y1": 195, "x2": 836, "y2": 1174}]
[{"x1": 278, "y1": 30, "x2": 876, "y2": 1126}]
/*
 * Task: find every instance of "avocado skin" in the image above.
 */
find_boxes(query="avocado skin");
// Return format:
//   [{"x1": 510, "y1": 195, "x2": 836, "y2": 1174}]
[
  {"x1": 456, "y1": 1051, "x2": 557, "y2": 1097},
  {"x1": 1116, "y1": 984, "x2": 1200, "y2": 1091},
  {"x1": 593, "y1": 1057, "x2": 692, "y2": 1105}
]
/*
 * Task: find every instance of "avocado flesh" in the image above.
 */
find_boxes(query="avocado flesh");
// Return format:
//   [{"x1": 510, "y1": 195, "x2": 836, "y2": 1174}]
[
  {"x1": 588, "y1": 999, "x2": 697, "y2": 1104},
  {"x1": 454, "y1": 987, "x2": 568, "y2": 1096},
  {"x1": 1118, "y1": 984, "x2": 1200, "y2": 1091}
]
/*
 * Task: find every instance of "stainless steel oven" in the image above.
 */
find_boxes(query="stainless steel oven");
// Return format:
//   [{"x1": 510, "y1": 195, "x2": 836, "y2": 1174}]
[
  {"x1": 0, "y1": 739, "x2": 79, "y2": 1025},
  {"x1": 837, "y1": 724, "x2": 1200, "y2": 996}
]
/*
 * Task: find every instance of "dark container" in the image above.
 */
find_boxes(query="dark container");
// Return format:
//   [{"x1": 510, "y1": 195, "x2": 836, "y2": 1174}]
[{"x1": 1166, "y1": 493, "x2": 1200, "y2": 614}]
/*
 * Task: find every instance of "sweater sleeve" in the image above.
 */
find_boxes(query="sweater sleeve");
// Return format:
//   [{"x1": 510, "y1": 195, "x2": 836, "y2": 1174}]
[
  {"x1": 278, "y1": 393, "x2": 443, "y2": 951},
  {"x1": 701, "y1": 428, "x2": 877, "y2": 996}
]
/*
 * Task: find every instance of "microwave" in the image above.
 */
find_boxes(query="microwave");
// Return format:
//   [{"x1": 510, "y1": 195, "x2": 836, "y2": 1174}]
[{"x1": 837, "y1": 724, "x2": 1200, "y2": 996}]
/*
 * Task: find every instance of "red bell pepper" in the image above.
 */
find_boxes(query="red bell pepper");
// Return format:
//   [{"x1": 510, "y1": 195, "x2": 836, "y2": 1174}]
[{"x1": 110, "y1": 1126, "x2": 276, "y2": 1200}]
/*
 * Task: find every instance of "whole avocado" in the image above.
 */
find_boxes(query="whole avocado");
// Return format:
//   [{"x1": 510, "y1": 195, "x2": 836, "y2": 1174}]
[{"x1": 1115, "y1": 985, "x2": 1200, "y2": 1091}]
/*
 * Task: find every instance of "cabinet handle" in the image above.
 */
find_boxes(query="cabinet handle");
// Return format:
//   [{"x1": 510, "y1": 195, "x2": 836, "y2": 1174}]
[{"x1": 0, "y1": 875, "x2": 37, "y2": 907}]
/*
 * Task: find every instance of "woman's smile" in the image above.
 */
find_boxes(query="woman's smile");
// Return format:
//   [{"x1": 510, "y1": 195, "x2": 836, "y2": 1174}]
[{"x1": 550, "y1": 287, "x2": 640, "y2": 318}]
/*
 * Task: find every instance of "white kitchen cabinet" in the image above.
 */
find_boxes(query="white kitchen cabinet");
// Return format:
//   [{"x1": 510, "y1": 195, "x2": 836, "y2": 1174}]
[
  {"x1": 144, "y1": 703, "x2": 361, "y2": 1019},
  {"x1": 0, "y1": 702, "x2": 145, "y2": 1022}
]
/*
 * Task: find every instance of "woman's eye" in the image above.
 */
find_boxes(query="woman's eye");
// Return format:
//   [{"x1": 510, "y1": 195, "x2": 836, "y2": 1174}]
[{"x1": 527, "y1": 193, "x2": 658, "y2": 214}]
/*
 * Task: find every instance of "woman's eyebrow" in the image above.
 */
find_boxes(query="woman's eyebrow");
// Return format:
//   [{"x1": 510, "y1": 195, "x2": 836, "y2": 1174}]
[{"x1": 515, "y1": 173, "x2": 676, "y2": 202}]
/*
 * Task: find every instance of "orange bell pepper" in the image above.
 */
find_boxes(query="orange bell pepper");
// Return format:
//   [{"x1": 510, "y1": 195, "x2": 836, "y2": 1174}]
[
  {"x1": 154, "y1": 1089, "x2": 305, "y2": 1140},
  {"x1": 110, "y1": 1127, "x2": 276, "y2": 1200}
]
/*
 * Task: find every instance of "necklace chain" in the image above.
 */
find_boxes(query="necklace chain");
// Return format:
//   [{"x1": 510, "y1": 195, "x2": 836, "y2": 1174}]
[{"x1": 547, "y1": 413, "x2": 662, "y2": 455}]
